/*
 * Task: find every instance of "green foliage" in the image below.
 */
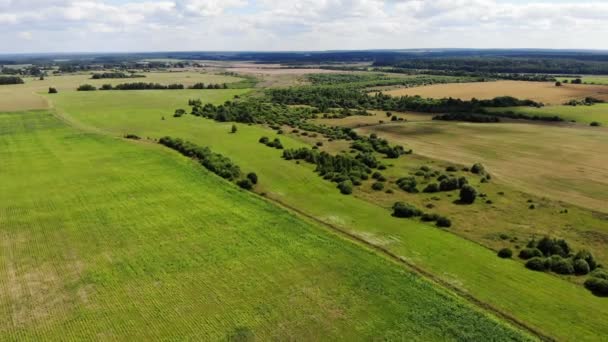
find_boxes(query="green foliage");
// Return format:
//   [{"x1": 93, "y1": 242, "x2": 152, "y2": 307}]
[
  {"x1": 392, "y1": 202, "x2": 422, "y2": 218},
  {"x1": 77, "y1": 84, "x2": 97, "y2": 91},
  {"x1": 459, "y1": 185, "x2": 477, "y2": 204},
  {"x1": 158, "y1": 136, "x2": 241, "y2": 181},
  {"x1": 574, "y1": 259, "x2": 591, "y2": 275},
  {"x1": 246, "y1": 172, "x2": 258, "y2": 185},
  {"x1": 525, "y1": 257, "x2": 547, "y2": 271},
  {"x1": 91, "y1": 72, "x2": 145, "y2": 79},
  {"x1": 435, "y1": 216, "x2": 452, "y2": 228},
  {"x1": 548, "y1": 256, "x2": 575, "y2": 275},
  {"x1": 498, "y1": 248, "x2": 513, "y2": 259},
  {"x1": 396, "y1": 177, "x2": 418, "y2": 193},
  {"x1": 237, "y1": 179, "x2": 253, "y2": 190},
  {"x1": 584, "y1": 277, "x2": 608, "y2": 297},
  {"x1": 519, "y1": 248, "x2": 543, "y2": 260},
  {"x1": 113, "y1": 82, "x2": 185, "y2": 90},
  {"x1": 371, "y1": 182, "x2": 384, "y2": 191},
  {"x1": 423, "y1": 183, "x2": 440, "y2": 193},
  {"x1": 48, "y1": 87, "x2": 58, "y2": 94},
  {"x1": 421, "y1": 213, "x2": 440, "y2": 222},
  {"x1": 471, "y1": 163, "x2": 486, "y2": 175},
  {"x1": 0, "y1": 76, "x2": 24, "y2": 84},
  {"x1": 575, "y1": 250, "x2": 598, "y2": 270},
  {"x1": 173, "y1": 109, "x2": 186, "y2": 118},
  {"x1": 231, "y1": 124, "x2": 238, "y2": 133},
  {"x1": 338, "y1": 180, "x2": 353, "y2": 195}
]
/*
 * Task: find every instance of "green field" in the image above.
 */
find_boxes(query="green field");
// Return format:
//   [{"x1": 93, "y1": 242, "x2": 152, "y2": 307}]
[
  {"x1": 0, "y1": 71, "x2": 243, "y2": 112},
  {"x1": 0, "y1": 111, "x2": 535, "y2": 340},
  {"x1": 558, "y1": 76, "x2": 608, "y2": 85},
  {"x1": 47, "y1": 91, "x2": 608, "y2": 340},
  {"x1": 488, "y1": 103, "x2": 608, "y2": 125}
]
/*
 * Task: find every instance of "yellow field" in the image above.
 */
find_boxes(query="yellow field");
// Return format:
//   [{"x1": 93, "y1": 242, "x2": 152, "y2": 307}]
[
  {"x1": 384, "y1": 81, "x2": 608, "y2": 105},
  {"x1": 352, "y1": 120, "x2": 608, "y2": 213},
  {"x1": 0, "y1": 71, "x2": 242, "y2": 112}
]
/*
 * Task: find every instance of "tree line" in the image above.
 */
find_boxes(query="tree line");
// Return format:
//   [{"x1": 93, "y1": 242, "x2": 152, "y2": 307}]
[
  {"x1": 91, "y1": 72, "x2": 145, "y2": 79},
  {"x1": 158, "y1": 136, "x2": 257, "y2": 190},
  {"x1": 0, "y1": 76, "x2": 24, "y2": 85}
]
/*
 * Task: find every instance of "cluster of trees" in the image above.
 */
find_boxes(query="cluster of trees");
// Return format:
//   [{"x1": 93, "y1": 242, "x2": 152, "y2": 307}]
[
  {"x1": 91, "y1": 72, "x2": 145, "y2": 79},
  {"x1": 484, "y1": 110, "x2": 564, "y2": 123},
  {"x1": 307, "y1": 73, "x2": 474, "y2": 89},
  {"x1": 351, "y1": 133, "x2": 410, "y2": 158},
  {"x1": 374, "y1": 67, "x2": 558, "y2": 82},
  {"x1": 374, "y1": 57, "x2": 608, "y2": 75},
  {"x1": 190, "y1": 99, "x2": 315, "y2": 125},
  {"x1": 509, "y1": 236, "x2": 606, "y2": 296},
  {"x1": 189, "y1": 83, "x2": 228, "y2": 89},
  {"x1": 281, "y1": 147, "x2": 379, "y2": 195},
  {"x1": 269, "y1": 86, "x2": 542, "y2": 114},
  {"x1": 564, "y1": 97, "x2": 605, "y2": 106},
  {"x1": 158, "y1": 137, "x2": 255, "y2": 190},
  {"x1": 259, "y1": 136, "x2": 283, "y2": 149},
  {"x1": 0, "y1": 76, "x2": 24, "y2": 85},
  {"x1": 78, "y1": 83, "x2": 185, "y2": 91},
  {"x1": 392, "y1": 202, "x2": 451, "y2": 227},
  {"x1": 433, "y1": 113, "x2": 501, "y2": 123}
]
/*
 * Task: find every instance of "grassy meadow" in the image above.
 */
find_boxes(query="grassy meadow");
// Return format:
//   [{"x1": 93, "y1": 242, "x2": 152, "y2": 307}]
[
  {"x1": 46, "y1": 91, "x2": 608, "y2": 340},
  {"x1": 0, "y1": 111, "x2": 537, "y2": 340},
  {"x1": 488, "y1": 103, "x2": 608, "y2": 125},
  {"x1": 0, "y1": 71, "x2": 242, "y2": 112}
]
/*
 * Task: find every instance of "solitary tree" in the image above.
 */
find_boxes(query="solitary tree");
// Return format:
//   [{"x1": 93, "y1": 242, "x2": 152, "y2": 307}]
[
  {"x1": 231, "y1": 124, "x2": 238, "y2": 133},
  {"x1": 459, "y1": 185, "x2": 477, "y2": 204}
]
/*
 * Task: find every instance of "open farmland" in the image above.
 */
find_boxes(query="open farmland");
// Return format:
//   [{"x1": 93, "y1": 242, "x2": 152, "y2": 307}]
[
  {"x1": 355, "y1": 120, "x2": 608, "y2": 213},
  {"x1": 0, "y1": 110, "x2": 536, "y2": 340},
  {"x1": 44, "y1": 91, "x2": 608, "y2": 341},
  {"x1": 488, "y1": 103, "x2": 608, "y2": 126},
  {"x1": 383, "y1": 80, "x2": 608, "y2": 105},
  {"x1": 0, "y1": 71, "x2": 242, "y2": 112}
]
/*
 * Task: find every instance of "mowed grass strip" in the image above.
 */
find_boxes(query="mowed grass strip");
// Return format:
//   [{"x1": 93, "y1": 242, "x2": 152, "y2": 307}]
[
  {"x1": 48, "y1": 92, "x2": 608, "y2": 340},
  {"x1": 383, "y1": 80, "x2": 608, "y2": 105},
  {"x1": 0, "y1": 111, "x2": 532, "y2": 340}
]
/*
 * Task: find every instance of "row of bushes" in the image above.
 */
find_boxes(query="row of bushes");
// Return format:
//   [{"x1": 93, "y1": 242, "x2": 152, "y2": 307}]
[
  {"x1": 259, "y1": 136, "x2": 284, "y2": 149},
  {"x1": 392, "y1": 202, "x2": 452, "y2": 227},
  {"x1": 564, "y1": 97, "x2": 605, "y2": 106},
  {"x1": 158, "y1": 136, "x2": 256, "y2": 190},
  {"x1": 433, "y1": 113, "x2": 501, "y2": 123},
  {"x1": 91, "y1": 72, "x2": 145, "y2": 79},
  {"x1": 0, "y1": 76, "x2": 24, "y2": 85},
  {"x1": 351, "y1": 133, "x2": 411, "y2": 158},
  {"x1": 189, "y1": 82, "x2": 229, "y2": 89},
  {"x1": 77, "y1": 83, "x2": 186, "y2": 91}
]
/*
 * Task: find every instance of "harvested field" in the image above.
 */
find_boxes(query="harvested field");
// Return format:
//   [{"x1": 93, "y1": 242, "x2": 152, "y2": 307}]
[{"x1": 384, "y1": 81, "x2": 608, "y2": 105}]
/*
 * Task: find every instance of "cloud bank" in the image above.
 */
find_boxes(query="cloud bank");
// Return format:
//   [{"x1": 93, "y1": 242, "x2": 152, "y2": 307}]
[{"x1": 1, "y1": 0, "x2": 607, "y2": 53}]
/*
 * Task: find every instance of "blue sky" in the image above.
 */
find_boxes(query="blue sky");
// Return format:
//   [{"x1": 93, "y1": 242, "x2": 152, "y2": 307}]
[{"x1": 1, "y1": 0, "x2": 608, "y2": 53}]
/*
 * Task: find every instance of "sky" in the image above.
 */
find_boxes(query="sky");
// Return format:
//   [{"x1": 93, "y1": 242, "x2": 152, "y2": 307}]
[{"x1": 1, "y1": 0, "x2": 608, "y2": 53}]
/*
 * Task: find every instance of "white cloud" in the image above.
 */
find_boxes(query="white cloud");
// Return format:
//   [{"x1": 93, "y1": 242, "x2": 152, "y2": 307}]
[{"x1": 0, "y1": 0, "x2": 607, "y2": 52}]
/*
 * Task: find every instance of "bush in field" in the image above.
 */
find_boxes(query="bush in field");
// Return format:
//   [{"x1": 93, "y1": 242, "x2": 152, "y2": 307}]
[
  {"x1": 498, "y1": 248, "x2": 513, "y2": 259},
  {"x1": 525, "y1": 257, "x2": 546, "y2": 271},
  {"x1": 174, "y1": 109, "x2": 186, "y2": 118},
  {"x1": 392, "y1": 202, "x2": 422, "y2": 218},
  {"x1": 231, "y1": 124, "x2": 238, "y2": 133},
  {"x1": 101, "y1": 84, "x2": 113, "y2": 90},
  {"x1": 48, "y1": 87, "x2": 58, "y2": 94},
  {"x1": 574, "y1": 250, "x2": 597, "y2": 270},
  {"x1": 445, "y1": 166, "x2": 457, "y2": 172},
  {"x1": 237, "y1": 179, "x2": 253, "y2": 190},
  {"x1": 459, "y1": 185, "x2": 477, "y2": 204},
  {"x1": 338, "y1": 180, "x2": 353, "y2": 195},
  {"x1": 247, "y1": 172, "x2": 258, "y2": 185},
  {"x1": 471, "y1": 163, "x2": 486, "y2": 175},
  {"x1": 549, "y1": 256, "x2": 575, "y2": 275},
  {"x1": 259, "y1": 136, "x2": 269, "y2": 144},
  {"x1": 372, "y1": 182, "x2": 384, "y2": 191},
  {"x1": 519, "y1": 248, "x2": 543, "y2": 260},
  {"x1": 590, "y1": 121, "x2": 601, "y2": 127},
  {"x1": 574, "y1": 259, "x2": 591, "y2": 275},
  {"x1": 77, "y1": 84, "x2": 96, "y2": 91},
  {"x1": 584, "y1": 277, "x2": 608, "y2": 296},
  {"x1": 421, "y1": 213, "x2": 439, "y2": 222},
  {"x1": 590, "y1": 269, "x2": 608, "y2": 280},
  {"x1": 0, "y1": 76, "x2": 24, "y2": 84},
  {"x1": 423, "y1": 183, "x2": 439, "y2": 193},
  {"x1": 396, "y1": 177, "x2": 418, "y2": 193},
  {"x1": 436, "y1": 216, "x2": 452, "y2": 228}
]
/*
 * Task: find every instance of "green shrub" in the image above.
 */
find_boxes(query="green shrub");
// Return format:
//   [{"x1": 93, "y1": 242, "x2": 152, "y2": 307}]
[
  {"x1": 445, "y1": 166, "x2": 457, "y2": 172},
  {"x1": 396, "y1": 177, "x2": 418, "y2": 193},
  {"x1": 237, "y1": 179, "x2": 253, "y2": 190},
  {"x1": 436, "y1": 216, "x2": 452, "y2": 228},
  {"x1": 574, "y1": 259, "x2": 591, "y2": 275},
  {"x1": 574, "y1": 250, "x2": 597, "y2": 270},
  {"x1": 549, "y1": 256, "x2": 575, "y2": 275},
  {"x1": 246, "y1": 172, "x2": 258, "y2": 185},
  {"x1": 459, "y1": 185, "x2": 477, "y2": 204},
  {"x1": 497, "y1": 248, "x2": 513, "y2": 259},
  {"x1": 590, "y1": 269, "x2": 608, "y2": 280},
  {"x1": 519, "y1": 248, "x2": 543, "y2": 260},
  {"x1": 421, "y1": 213, "x2": 439, "y2": 222},
  {"x1": 392, "y1": 202, "x2": 422, "y2": 218},
  {"x1": 77, "y1": 84, "x2": 96, "y2": 91},
  {"x1": 471, "y1": 163, "x2": 486, "y2": 174},
  {"x1": 48, "y1": 87, "x2": 58, "y2": 94},
  {"x1": 371, "y1": 182, "x2": 384, "y2": 191},
  {"x1": 338, "y1": 181, "x2": 353, "y2": 195},
  {"x1": 590, "y1": 121, "x2": 601, "y2": 127},
  {"x1": 259, "y1": 136, "x2": 269, "y2": 144},
  {"x1": 525, "y1": 257, "x2": 547, "y2": 271},
  {"x1": 423, "y1": 183, "x2": 439, "y2": 193},
  {"x1": 584, "y1": 277, "x2": 608, "y2": 296}
]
